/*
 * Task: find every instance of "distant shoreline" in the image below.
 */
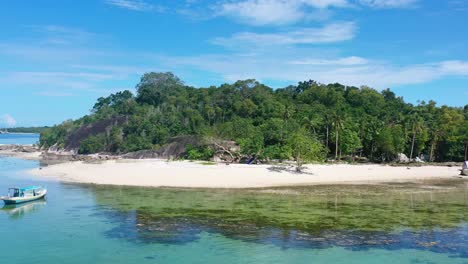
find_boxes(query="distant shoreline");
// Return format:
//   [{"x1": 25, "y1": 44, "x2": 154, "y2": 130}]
[
  {"x1": 0, "y1": 146, "x2": 41, "y2": 160},
  {"x1": 28, "y1": 159, "x2": 464, "y2": 189},
  {"x1": 0, "y1": 132, "x2": 39, "y2": 135}
]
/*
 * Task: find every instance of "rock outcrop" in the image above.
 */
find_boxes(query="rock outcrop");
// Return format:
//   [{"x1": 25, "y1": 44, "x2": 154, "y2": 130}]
[
  {"x1": 122, "y1": 136, "x2": 206, "y2": 159},
  {"x1": 64, "y1": 116, "x2": 128, "y2": 151}
]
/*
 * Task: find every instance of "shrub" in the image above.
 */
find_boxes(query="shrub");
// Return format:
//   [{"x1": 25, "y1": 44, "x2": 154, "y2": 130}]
[
  {"x1": 186, "y1": 144, "x2": 215, "y2": 161},
  {"x1": 78, "y1": 135, "x2": 106, "y2": 154}
]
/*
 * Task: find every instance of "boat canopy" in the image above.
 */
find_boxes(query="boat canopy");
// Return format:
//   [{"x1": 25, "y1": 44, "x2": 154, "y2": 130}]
[
  {"x1": 9, "y1": 186, "x2": 43, "y2": 191},
  {"x1": 20, "y1": 186, "x2": 43, "y2": 191}
]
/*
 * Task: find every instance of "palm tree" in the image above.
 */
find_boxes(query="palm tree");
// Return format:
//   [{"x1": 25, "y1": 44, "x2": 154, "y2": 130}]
[
  {"x1": 409, "y1": 116, "x2": 424, "y2": 160},
  {"x1": 302, "y1": 114, "x2": 323, "y2": 136},
  {"x1": 281, "y1": 104, "x2": 294, "y2": 142},
  {"x1": 332, "y1": 112, "x2": 345, "y2": 160}
]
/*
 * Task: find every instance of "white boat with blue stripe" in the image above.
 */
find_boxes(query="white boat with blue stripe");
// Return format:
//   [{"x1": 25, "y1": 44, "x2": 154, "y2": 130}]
[{"x1": 1, "y1": 186, "x2": 47, "y2": 205}]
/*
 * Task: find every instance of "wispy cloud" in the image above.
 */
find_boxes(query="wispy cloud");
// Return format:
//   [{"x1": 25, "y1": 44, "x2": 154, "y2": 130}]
[
  {"x1": 0, "y1": 71, "x2": 120, "y2": 92},
  {"x1": 0, "y1": 24, "x2": 158, "y2": 98},
  {"x1": 6, "y1": 71, "x2": 116, "y2": 82},
  {"x1": 449, "y1": 0, "x2": 468, "y2": 11},
  {"x1": 104, "y1": 0, "x2": 165, "y2": 12},
  {"x1": 0, "y1": 114, "x2": 17, "y2": 127},
  {"x1": 0, "y1": 25, "x2": 109, "y2": 66},
  {"x1": 160, "y1": 48, "x2": 468, "y2": 89},
  {"x1": 288, "y1": 56, "x2": 369, "y2": 65},
  {"x1": 214, "y1": 0, "x2": 418, "y2": 25},
  {"x1": 70, "y1": 64, "x2": 151, "y2": 76},
  {"x1": 358, "y1": 0, "x2": 419, "y2": 8},
  {"x1": 26, "y1": 25, "x2": 97, "y2": 45},
  {"x1": 213, "y1": 22, "x2": 357, "y2": 48},
  {"x1": 215, "y1": 0, "x2": 348, "y2": 25}
]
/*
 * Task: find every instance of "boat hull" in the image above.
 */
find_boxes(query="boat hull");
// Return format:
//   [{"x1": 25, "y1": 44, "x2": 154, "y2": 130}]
[{"x1": 2, "y1": 191, "x2": 47, "y2": 205}]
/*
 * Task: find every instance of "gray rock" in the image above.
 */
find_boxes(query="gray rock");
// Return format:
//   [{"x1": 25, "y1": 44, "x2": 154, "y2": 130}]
[{"x1": 397, "y1": 153, "x2": 410, "y2": 163}]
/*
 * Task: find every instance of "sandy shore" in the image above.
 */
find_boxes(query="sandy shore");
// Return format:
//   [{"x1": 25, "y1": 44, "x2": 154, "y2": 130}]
[{"x1": 29, "y1": 159, "x2": 463, "y2": 188}]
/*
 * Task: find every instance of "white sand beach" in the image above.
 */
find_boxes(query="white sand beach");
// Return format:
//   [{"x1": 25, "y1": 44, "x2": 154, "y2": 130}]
[{"x1": 29, "y1": 159, "x2": 463, "y2": 188}]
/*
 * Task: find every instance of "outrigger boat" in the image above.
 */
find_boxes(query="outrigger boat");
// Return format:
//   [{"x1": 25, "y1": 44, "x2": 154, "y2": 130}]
[{"x1": 0, "y1": 186, "x2": 47, "y2": 205}]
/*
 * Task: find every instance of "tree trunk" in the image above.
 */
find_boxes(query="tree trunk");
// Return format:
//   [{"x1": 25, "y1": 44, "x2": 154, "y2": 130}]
[
  {"x1": 410, "y1": 125, "x2": 416, "y2": 160},
  {"x1": 326, "y1": 125, "x2": 329, "y2": 148},
  {"x1": 296, "y1": 153, "x2": 303, "y2": 172},
  {"x1": 465, "y1": 142, "x2": 468, "y2": 161},
  {"x1": 335, "y1": 129, "x2": 339, "y2": 160},
  {"x1": 429, "y1": 140, "x2": 435, "y2": 162}
]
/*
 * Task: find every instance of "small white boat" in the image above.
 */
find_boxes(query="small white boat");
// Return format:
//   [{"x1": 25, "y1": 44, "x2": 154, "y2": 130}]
[{"x1": 0, "y1": 186, "x2": 47, "y2": 205}]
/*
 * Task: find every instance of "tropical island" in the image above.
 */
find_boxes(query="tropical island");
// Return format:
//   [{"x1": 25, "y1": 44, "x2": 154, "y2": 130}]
[{"x1": 20, "y1": 72, "x2": 468, "y2": 187}]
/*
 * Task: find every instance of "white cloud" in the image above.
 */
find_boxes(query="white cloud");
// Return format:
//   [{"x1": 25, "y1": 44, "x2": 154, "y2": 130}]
[
  {"x1": 1, "y1": 15, "x2": 462, "y2": 103},
  {"x1": 438, "y1": 60, "x2": 468, "y2": 75},
  {"x1": 0, "y1": 24, "x2": 147, "y2": 94},
  {"x1": 217, "y1": 0, "x2": 304, "y2": 25},
  {"x1": 27, "y1": 25, "x2": 97, "y2": 45},
  {"x1": 70, "y1": 64, "x2": 150, "y2": 76},
  {"x1": 357, "y1": 0, "x2": 418, "y2": 8},
  {"x1": 104, "y1": 0, "x2": 165, "y2": 12},
  {"x1": 215, "y1": 0, "x2": 418, "y2": 25},
  {"x1": 302, "y1": 0, "x2": 351, "y2": 8},
  {"x1": 213, "y1": 22, "x2": 357, "y2": 47},
  {"x1": 0, "y1": 71, "x2": 122, "y2": 92},
  {"x1": 216, "y1": 0, "x2": 348, "y2": 25},
  {"x1": 289, "y1": 56, "x2": 369, "y2": 65},
  {"x1": 161, "y1": 49, "x2": 468, "y2": 89},
  {"x1": 1, "y1": 114, "x2": 17, "y2": 127}
]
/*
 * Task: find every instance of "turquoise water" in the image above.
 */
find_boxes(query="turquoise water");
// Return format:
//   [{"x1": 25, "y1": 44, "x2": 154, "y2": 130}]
[
  {"x1": 0, "y1": 134, "x2": 467, "y2": 263},
  {"x1": 0, "y1": 133, "x2": 39, "y2": 145}
]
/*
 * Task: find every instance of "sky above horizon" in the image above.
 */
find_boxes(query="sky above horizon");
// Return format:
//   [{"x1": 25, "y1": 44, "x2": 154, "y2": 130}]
[{"x1": 1, "y1": 0, "x2": 467, "y2": 127}]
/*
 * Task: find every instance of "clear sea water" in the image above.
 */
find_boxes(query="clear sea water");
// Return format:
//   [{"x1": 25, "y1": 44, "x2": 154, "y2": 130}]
[
  {"x1": 0, "y1": 133, "x2": 39, "y2": 145},
  {"x1": 0, "y1": 134, "x2": 467, "y2": 264}
]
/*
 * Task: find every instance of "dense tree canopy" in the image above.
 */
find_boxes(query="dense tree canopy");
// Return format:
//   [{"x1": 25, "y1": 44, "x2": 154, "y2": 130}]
[{"x1": 40, "y1": 72, "x2": 468, "y2": 163}]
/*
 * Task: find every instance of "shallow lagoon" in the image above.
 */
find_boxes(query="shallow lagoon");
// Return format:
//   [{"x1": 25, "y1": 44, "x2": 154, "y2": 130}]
[{"x1": 0, "y1": 154, "x2": 467, "y2": 263}]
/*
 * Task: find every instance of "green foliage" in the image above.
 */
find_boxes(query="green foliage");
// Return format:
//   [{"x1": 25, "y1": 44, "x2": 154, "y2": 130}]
[
  {"x1": 375, "y1": 125, "x2": 405, "y2": 161},
  {"x1": 40, "y1": 120, "x2": 76, "y2": 148},
  {"x1": 340, "y1": 128, "x2": 362, "y2": 157},
  {"x1": 136, "y1": 72, "x2": 184, "y2": 106},
  {"x1": 262, "y1": 145, "x2": 292, "y2": 161},
  {"x1": 288, "y1": 129, "x2": 326, "y2": 166},
  {"x1": 2, "y1": 127, "x2": 49, "y2": 133},
  {"x1": 78, "y1": 135, "x2": 106, "y2": 154},
  {"x1": 39, "y1": 72, "x2": 468, "y2": 162},
  {"x1": 186, "y1": 144, "x2": 215, "y2": 161}
]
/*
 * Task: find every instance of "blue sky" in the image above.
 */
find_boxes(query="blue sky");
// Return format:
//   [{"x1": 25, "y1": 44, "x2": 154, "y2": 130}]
[{"x1": 0, "y1": 0, "x2": 467, "y2": 127}]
